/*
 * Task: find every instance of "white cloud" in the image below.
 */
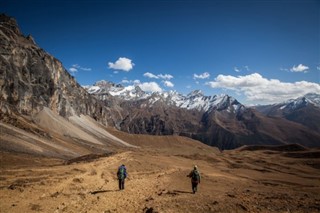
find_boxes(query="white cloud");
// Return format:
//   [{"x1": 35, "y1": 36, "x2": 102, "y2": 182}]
[
  {"x1": 234, "y1": 67, "x2": 240, "y2": 72},
  {"x1": 119, "y1": 80, "x2": 162, "y2": 93},
  {"x1": 163, "y1": 80, "x2": 174, "y2": 88},
  {"x1": 133, "y1": 79, "x2": 141, "y2": 84},
  {"x1": 158, "y1": 74, "x2": 173, "y2": 80},
  {"x1": 69, "y1": 67, "x2": 78, "y2": 73},
  {"x1": 108, "y1": 57, "x2": 134, "y2": 71},
  {"x1": 121, "y1": 79, "x2": 141, "y2": 85},
  {"x1": 290, "y1": 64, "x2": 309, "y2": 73},
  {"x1": 138, "y1": 82, "x2": 162, "y2": 93},
  {"x1": 193, "y1": 72, "x2": 210, "y2": 79},
  {"x1": 317, "y1": 66, "x2": 320, "y2": 71},
  {"x1": 244, "y1": 65, "x2": 250, "y2": 71},
  {"x1": 206, "y1": 73, "x2": 320, "y2": 104},
  {"x1": 143, "y1": 72, "x2": 159, "y2": 79},
  {"x1": 143, "y1": 72, "x2": 173, "y2": 80}
]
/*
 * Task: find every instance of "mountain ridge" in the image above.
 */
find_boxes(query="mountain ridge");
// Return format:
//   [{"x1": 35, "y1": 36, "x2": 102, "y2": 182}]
[
  {"x1": 85, "y1": 80, "x2": 320, "y2": 149},
  {"x1": 254, "y1": 93, "x2": 320, "y2": 132},
  {"x1": 84, "y1": 80, "x2": 245, "y2": 114}
]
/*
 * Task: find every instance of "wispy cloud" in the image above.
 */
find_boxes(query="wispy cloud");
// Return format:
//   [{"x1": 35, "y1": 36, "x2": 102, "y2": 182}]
[
  {"x1": 317, "y1": 65, "x2": 320, "y2": 71},
  {"x1": 234, "y1": 66, "x2": 250, "y2": 72},
  {"x1": 108, "y1": 57, "x2": 134, "y2": 72},
  {"x1": 158, "y1": 74, "x2": 173, "y2": 80},
  {"x1": 193, "y1": 72, "x2": 210, "y2": 79},
  {"x1": 143, "y1": 72, "x2": 159, "y2": 79},
  {"x1": 290, "y1": 64, "x2": 309, "y2": 73},
  {"x1": 163, "y1": 80, "x2": 174, "y2": 88},
  {"x1": 133, "y1": 79, "x2": 141, "y2": 84},
  {"x1": 121, "y1": 79, "x2": 130, "y2": 84},
  {"x1": 206, "y1": 73, "x2": 320, "y2": 104},
  {"x1": 121, "y1": 79, "x2": 141, "y2": 84},
  {"x1": 69, "y1": 67, "x2": 78, "y2": 74},
  {"x1": 143, "y1": 72, "x2": 173, "y2": 80},
  {"x1": 234, "y1": 67, "x2": 240, "y2": 72},
  {"x1": 69, "y1": 64, "x2": 92, "y2": 74}
]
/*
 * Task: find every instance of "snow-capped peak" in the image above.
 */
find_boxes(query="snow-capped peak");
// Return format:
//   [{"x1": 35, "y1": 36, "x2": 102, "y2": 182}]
[
  {"x1": 279, "y1": 93, "x2": 320, "y2": 110},
  {"x1": 84, "y1": 81, "x2": 244, "y2": 113},
  {"x1": 187, "y1": 90, "x2": 203, "y2": 98},
  {"x1": 304, "y1": 93, "x2": 320, "y2": 106}
]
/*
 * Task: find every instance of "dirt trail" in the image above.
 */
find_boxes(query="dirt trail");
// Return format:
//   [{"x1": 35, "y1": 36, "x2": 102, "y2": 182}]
[{"x1": 1, "y1": 148, "x2": 320, "y2": 213}]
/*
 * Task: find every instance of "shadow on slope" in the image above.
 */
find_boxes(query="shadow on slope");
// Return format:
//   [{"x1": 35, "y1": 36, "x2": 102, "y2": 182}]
[
  {"x1": 238, "y1": 143, "x2": 307, "y2": 152},
  {"x1": 238, "y1": 143, "x2": 320, "y2": 158}
]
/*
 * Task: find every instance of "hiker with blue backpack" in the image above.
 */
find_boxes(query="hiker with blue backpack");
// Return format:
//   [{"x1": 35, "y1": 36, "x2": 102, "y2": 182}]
[
  {"x1": 117, "y1": 164, "x2": 127, "y2": 190},
  {"x1": 187, "y1": 165, "x2": 201, "y2": 194}
]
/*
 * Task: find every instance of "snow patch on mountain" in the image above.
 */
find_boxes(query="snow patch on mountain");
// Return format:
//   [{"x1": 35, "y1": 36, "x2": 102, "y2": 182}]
[
  {"x1": 279, "y1": 93, "x2": 320, "y2": 110},
  {"x1": 84, "y1": 81, "x2": 245, "y2": 113}
]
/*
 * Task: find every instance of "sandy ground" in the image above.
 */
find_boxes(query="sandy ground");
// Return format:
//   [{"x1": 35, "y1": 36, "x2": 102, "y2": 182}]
[
  {"x1": 1, "y1": 143, "x2": 320, "y2": 213},
  {"x1": 1, "y1": 108, "x2": 319, "y2": 212}
]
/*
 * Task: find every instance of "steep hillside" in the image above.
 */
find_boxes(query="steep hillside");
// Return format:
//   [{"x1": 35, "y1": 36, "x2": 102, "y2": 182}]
[
  {"x1": 0, "y1": 14, "x2": 112, "y2": 125},
  {"x1": 0, "y1": 14, "x2": 136, "y2": 158}
]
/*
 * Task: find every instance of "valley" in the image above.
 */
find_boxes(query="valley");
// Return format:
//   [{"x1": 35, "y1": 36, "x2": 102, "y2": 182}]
[{"x1": 1, "y1": 136, "x2": 320, "y2": 213}]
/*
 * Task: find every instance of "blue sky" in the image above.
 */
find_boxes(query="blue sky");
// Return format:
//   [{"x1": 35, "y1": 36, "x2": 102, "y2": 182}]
[{"x1": 2, "y1": 0, "x2": 320, "y2": 105}]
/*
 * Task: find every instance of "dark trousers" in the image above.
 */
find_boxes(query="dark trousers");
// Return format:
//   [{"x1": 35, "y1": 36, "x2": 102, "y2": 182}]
[
  {"x1": 119, "y1": 179, "x2": 125, "y2": 190},
  {"x1": 192, "y1": 181, "x2": 198, "y2": 193}
]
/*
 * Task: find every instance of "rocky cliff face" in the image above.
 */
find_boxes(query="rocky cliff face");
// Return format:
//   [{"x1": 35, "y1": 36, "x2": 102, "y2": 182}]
[{"x1": 0, "y1": 14, "x2": 111, "y2": 126}]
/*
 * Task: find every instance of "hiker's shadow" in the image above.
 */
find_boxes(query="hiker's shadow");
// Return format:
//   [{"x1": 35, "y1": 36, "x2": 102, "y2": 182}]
[
  {"x1": 172, "y1": 190, "x2": 193, "y2": 194},
  {"x1": 90, "y1": 189, "x2": 117, "y2": 195}
]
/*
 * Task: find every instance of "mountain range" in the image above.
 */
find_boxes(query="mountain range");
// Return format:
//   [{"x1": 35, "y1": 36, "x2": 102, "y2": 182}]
[
  {"x1": 1, "y1": 14, "x2": 319, "y2": 155},
  {"x1": 84, "y1": 80, "x2": 320, "y2": 149}
]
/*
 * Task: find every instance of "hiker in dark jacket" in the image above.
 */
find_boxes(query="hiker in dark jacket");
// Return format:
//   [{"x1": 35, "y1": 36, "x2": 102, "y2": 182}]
[
  {"x1": 187, "y1": 165, "x2": 201, "y2": 194},
  {"x1": 117, "y1": 164, "x2": 127, "y2": 190}
]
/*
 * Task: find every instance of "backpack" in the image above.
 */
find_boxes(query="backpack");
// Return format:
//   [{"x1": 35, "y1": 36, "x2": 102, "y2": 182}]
[
  {"x1": 192, "y1": 170, "x2": 200, "y2": 182},
  {"x1": 118, "y1": 166, "x2": 126, "y2": 179}
]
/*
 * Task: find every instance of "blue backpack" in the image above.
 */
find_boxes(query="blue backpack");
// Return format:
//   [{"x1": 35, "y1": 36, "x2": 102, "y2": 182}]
[{"x1": 118, "y1": 166, "x2": 126, "y2": 179}]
